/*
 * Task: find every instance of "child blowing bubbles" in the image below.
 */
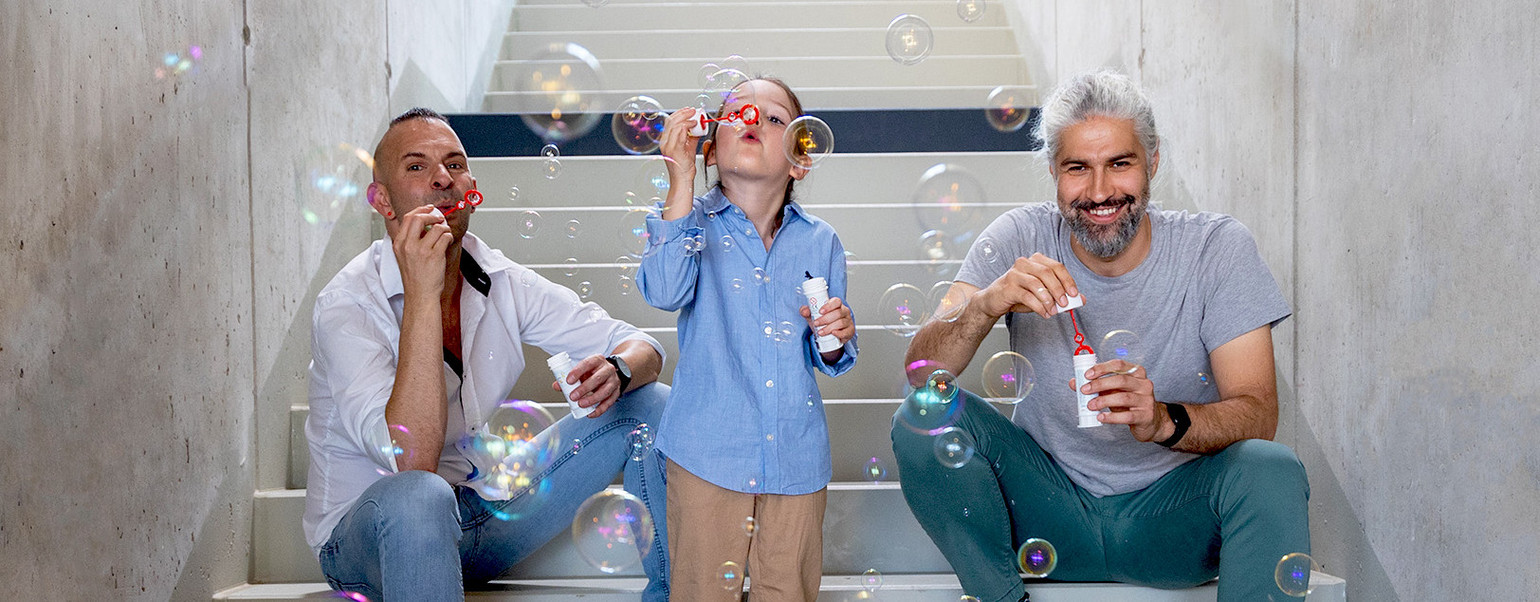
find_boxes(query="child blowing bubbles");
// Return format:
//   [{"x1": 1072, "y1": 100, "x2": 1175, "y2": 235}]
[{"x1": 637, "y1": 77, "x2": 858, "y2": 600}]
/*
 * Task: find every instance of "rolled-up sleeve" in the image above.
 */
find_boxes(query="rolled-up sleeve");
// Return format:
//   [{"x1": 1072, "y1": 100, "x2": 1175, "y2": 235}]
[
  {"x1": 638, "y1": 208, "x2": 703, "y2": 312},
  {"x1": 310, "y1": 292, "x2": 401, "y2": 473},
  {"x1": 514, "y1": 265, "x2": 665, "y2": 363}
]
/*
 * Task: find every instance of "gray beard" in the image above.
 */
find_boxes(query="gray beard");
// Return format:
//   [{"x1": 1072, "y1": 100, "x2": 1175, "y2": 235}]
[{"x1": 1065, "y1": 195, "x2": 1149, "y2": 258}]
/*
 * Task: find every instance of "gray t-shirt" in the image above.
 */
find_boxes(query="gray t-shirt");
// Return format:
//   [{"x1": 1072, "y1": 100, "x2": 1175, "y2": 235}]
[{"x1": 955, "y1": 203, "x2": 1290, "y2": 497}]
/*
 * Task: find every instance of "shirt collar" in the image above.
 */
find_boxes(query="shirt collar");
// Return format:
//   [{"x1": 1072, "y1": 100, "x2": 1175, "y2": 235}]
[
  {"x1": 377, "y1": 231, "x2": 509, "y2": 299},
  {"x1": 701, "y1": 186, "x2": 811, "y2": 225}
]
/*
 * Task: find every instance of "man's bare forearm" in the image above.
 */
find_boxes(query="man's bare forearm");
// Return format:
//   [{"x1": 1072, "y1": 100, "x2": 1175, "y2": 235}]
[{"x1": 384, "y1": 299, "x2": 447, "y2": 472}]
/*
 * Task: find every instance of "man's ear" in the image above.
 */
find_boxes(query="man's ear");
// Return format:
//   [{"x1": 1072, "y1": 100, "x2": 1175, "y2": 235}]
[
  {"x1": 367, "y1": 182, "x2": 393, "y2": 218},
  {"x1": 701, "y1": 138, "x2": 716, "y2": 168},
  {"x1": 1148, "y1": 150, "x2": 1160, "y2": 181}
]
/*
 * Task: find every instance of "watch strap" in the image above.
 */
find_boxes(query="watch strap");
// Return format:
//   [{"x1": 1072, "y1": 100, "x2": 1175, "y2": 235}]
[
  {"x1": 605, "y1": 355, "x2": 632, "y2": 393},
  {"x1": 1156, "y1": 402, "x2": 1191, "y2": 448}
]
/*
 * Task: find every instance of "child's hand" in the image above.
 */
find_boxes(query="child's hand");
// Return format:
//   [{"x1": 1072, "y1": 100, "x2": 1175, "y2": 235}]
[
  {"x1": 801, "y1": 297, "x2": 855, "y2": 345},
  {"x1": 658, "y1": 107, "x2": 703, "y2": 219}
]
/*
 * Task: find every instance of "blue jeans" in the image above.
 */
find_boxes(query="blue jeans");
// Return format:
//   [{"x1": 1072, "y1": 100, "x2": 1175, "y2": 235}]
[
  {"x1": 319, "y1": 383, "x2": 671, "y2": 601},
  {"x1": 892, "y1": 388, "x2": 1310, "y2": 602}
]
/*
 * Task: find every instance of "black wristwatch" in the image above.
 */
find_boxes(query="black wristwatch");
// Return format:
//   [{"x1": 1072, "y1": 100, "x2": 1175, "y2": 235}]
[
  {"x1": 1156, "y1": 402, "x2": 1191, "y2": 448},
  {"x1": 605, "y1": 355, "x2": 632, "y2": 393}
]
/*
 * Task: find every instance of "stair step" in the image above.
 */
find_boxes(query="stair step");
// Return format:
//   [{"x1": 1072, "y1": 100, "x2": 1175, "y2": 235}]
[
  {"x1": 486, "y1": 85, "x2": 1030, "y2": 112},
  {"x1": 217, "y1": 572, "x2": 1348, "y2": 601},
  {"x1": 490, "y1": 55, "x2": 1030, "y2": 92},
  {"x1": 511, "y1": 2, "x2": 1010, "y2": 31},
  {"x1": 253, "y1": 482, "x2": 949, "y2": 583},
  {"x1": 497, "y1": 27, "x2": 1019, "y2": 62}
]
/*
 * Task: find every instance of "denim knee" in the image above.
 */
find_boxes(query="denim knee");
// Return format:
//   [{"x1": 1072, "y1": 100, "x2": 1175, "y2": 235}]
[
  {"x1": 371, "y1": 471, "x2": 459, "y2": 539},
  {"x1": 619, "y1": 382, "x2": 668, "y2": 424},
  {"x1": 1218, "y1": 439, "x2": 1309, "y2": 500}
]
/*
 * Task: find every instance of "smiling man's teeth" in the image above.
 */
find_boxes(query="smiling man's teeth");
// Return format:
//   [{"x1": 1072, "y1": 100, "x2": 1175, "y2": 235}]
[{"x1": 1090, "y1": 206, "x2": 1117, "y2": 216}]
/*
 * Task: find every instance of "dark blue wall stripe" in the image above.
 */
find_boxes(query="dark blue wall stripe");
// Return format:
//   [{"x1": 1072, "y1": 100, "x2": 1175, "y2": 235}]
[{"x1": 447, "y1": 108, "x2": 1041, "y2": 157}]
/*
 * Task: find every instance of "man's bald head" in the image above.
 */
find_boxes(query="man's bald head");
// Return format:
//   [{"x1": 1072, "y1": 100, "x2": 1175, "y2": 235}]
[{"x1": 373, "y1": 107, "x2": 451, "y2": 179}]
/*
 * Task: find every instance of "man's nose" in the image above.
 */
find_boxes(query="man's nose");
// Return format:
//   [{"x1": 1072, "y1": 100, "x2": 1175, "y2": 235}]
[
  {"x1": 1089, "y1": 169, "x2": 1116, "y2": 202},
  {"x1": 431, "y1": 165, "x2": 453, "y2": 190}
]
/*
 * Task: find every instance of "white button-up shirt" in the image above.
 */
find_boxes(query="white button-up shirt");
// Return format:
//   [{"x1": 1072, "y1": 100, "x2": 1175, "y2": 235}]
[{"x1": 302, "y1": 232, "x2": 663, "y2": 554}]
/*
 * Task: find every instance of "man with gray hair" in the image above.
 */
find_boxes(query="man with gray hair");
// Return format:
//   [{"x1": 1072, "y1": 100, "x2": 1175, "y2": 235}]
[{"x1": 893, "y1": 70, "x2": 1309, "y2": 601}]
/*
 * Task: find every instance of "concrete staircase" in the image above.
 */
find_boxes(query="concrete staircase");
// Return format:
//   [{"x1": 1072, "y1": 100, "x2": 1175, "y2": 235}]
[{"x1": 226, "y1": 1, "x2": 1348, "y2": 600}]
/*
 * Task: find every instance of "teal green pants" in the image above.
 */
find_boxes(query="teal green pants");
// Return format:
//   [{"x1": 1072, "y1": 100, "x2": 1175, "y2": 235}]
[{"x1": 891, "y1": 389, "x2": 1310, "y2": 602}]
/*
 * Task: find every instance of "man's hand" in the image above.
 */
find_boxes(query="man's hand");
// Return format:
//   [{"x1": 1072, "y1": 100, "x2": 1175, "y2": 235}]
[
  {"x1": 1080, "y1": 359, "x2": 1172, "y2": 442},
  {"x1": 976, "y1": 253, "x2": 1082, "y2": 319},
  {"x1": 551, "y1": 354, "x2": 623, "y2": 417},
  {"x1": 391, "y1": 205, "x2": 452, "y2": 300}
]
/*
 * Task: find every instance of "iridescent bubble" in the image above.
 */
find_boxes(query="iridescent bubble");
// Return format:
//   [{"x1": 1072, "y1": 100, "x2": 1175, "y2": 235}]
[
  {"x1": 885, "y1": 14, "x2": 934, "y2": 65},
  {"x1": 933, "y1": 426, "x2": 976, "y2": 468},
  {"x1": 929, "y1": 281, "x2": 970, "y2": 324},
  {"x1": 1197, "y1": 371, "x2": 1213, "y2": 387},
  {"x1": 543, "y1": 158, "x2": 563, "y2": 180},
  {"x1": 977, "y1": 237, "x2": 1000, "y2": 263},
  {"x1": 863, "y1": 457, "x2": 889, "y2": 483},
  {"x1": 542, "y1": 144, "x2": 561, "y2": 158},
  {"x1": 581, "y1": 0, "x2": 609, "y2": 8},
  {"x1": 742, "y1": 516, "x2": 757, "y2": 537},
  {"x1": 520, "y1": 270, "x2": 538, "y2": 288},
  {"x1": 776, "y1": 320, "x2": 797, "y2": 344},
  {"x1": 720, "y1": 235, "x2": 735, "y2": 252},
  {"x1": 896, "y1": 369, "x2": 963, "y2": 435},
  {"x1": 628, "y1": 424, "x2": 654, "y2": 462},
  {"x1": 753, "y1": 267, "x2": 769, "y2": 285},
  {"x1": 879, "y1": 283, "x2": 929, "y2": 337},
  {"x1": 720, "y1": 54, "x2": 750, "y2": 73},
  {"x1": 334, "y1": 591, "x2": 369, "y2": 602},
  {"x1": 912, "y1": 163, "x2": 986, "y2": 234},
  {"x1": 920, "y1": 229, "x2": 952, "y2": 264},
  {"x1": 703, "y1": 68, "x2": 754, "y2": 113},
  {"x1": 468, "y1": 400, "x2": 561, "y2": 502},
  {"x1": 617, "y1": 209, "x2": 652, "y2": 257},
  {"x1": 861, "y1": 568, "x2": 883, "y2": 592},
  {"x1": 1275, "y1": 552, "x2": 1319, "y2": 597},
  {"x1": 730, "y1": 278, "x2": 745, "y2": 293},
  {"x1": 154, "y1": 44, "x2": 203, "y2": 80},
  {"x1": 578, "y1": 281, "x2": 593, "y2": 299},
  {"x1": 1100, "y1": 329, "x2": 1146, "y2": 366},
  {"x1": 985, "y1": 85, "x2": 1034, "y2": 133},
  {"x1": 509, "y1": 185, "x2": 521, "y2": 202},
  {"x1": 633, "y1": 156, "x2": 672, "y2": 202},
  {"x1": 697, "y1": 62, "x2": 721, "y2": 88},
  {"x1": 692, "y1": 235, "x2": 706, "y2": 253},
  {"x1": 981, "y1": 351, "x2": 1034, "y2": 404},
  {"x1": 519, "y1": 210, "x2": 544, "y2": 239},
  {"x1": 611, "y1": 95, "x2": 666, "y2": 155},
  {"x1": 517, "y1": 43, "x2": 605, "y2": 142},
  {"x1": 960, "y1": 597, "x2": 981, "y2": 602},
  {"x1": 572, "y1": 438, "x2": 583, "y2": 454},
  {"x1": 563, "y1": 257, "x2": 579, "y2": 277},
  {"x1": 718, "y1": 561, "x2": 743, "y2": 590},
  {"x1": 566, "y1": 219, "x2": 582, "y2": 238},
  {"x1": 785, "y1": 116, "x2": 835, "y2": 170},
  {"x1": 296, "y1": 143, "x2": 374, "y2": 227},
  {"x1": 1017, "y1": 538, "x2": 1058, "y2": 577},
  {"x1": 957, "y1": 0, "x2": 986, "y2": 22},
  {"x1": 571, "y1": 489, "x2": 654, "y2": 573},
  {"x1": 618, "y1": 275, "x2": 634, "y2": 296}
]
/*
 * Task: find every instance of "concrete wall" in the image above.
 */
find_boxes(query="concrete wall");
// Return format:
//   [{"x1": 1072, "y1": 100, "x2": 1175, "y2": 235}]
[{"x1": 1002, "y1": 1, "x2": 1539, "y2": 599}]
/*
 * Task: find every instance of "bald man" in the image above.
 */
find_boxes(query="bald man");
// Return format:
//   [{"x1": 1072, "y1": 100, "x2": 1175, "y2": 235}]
[{"x1": 304, "y1": 108, "x2": 671, "y2": 600}]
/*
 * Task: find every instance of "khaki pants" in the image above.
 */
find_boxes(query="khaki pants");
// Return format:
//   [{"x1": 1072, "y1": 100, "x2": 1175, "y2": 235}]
[{"x1": 666, "y1": 460, "x2": 827, "y2": 601}]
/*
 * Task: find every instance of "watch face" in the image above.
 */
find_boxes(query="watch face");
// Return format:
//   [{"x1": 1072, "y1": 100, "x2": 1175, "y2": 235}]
[{"x1": 609, "y1": 356, "x2": 631, "y2": 378}]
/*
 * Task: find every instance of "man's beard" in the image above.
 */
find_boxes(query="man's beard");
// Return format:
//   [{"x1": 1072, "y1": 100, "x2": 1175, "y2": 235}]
[{"x1": 1064, "y1": 185, "x2": 1150, "y2": 258}]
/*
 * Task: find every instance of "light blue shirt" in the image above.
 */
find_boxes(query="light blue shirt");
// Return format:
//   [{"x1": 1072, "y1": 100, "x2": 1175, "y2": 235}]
[{"x1": 639, "y1": 186, "x2": 857, "y2": 495}]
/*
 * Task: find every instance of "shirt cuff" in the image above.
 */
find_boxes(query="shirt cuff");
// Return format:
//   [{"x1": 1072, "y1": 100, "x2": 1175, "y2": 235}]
[{"x1": 645, "y1": 210, "x2": 702, "y2": 250}]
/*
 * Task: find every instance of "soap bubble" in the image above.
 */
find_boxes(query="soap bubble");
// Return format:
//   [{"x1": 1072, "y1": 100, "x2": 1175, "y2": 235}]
[
  {"x1": 627, "y1": 424, "x2": 653, "y2": 461},
  {"x1": 578, "y1": 281, "x2": 593, "y2": 299},
  {"x1": 1275, "y1": 552, "x2": 1319, "y2": 597},
  {"x1": 543, "y1": 158, "x2": 563, "y2": 179},
  {"x1": 702, "y1": 68, "x2": 754, "y2": 114},
  {"x1": 730, "y1": 278, "x2": 745, "y2": 293},
  {"x1": 878, "y1": 283, "x2": 929, "y2": 337},
  {"x1": 632, "y1": 156, "x2": 673, "y2": 203},
  {"x1": 581, "y1": 0, "x2": 609, "y2": 6},
  {"x1": 985, "y1": 85, "x2": 1034, "y2": 132},
  {"x1": 720, "y1": 54, "x2": 750, "y2": 73},
  {"x1": 612, "y1": 95, "x2": 666, "y2": 155},
  {"x1": 542, "y1": 144, "x2": 561, "y2": 158},
  {"x1": 718, "y1": 561, "x2": 743, "y2": 589},
  {"x1": 885, "y1": 14, "x2": 934, "y2": 65},
  {"x1": 518, "y1": 210, "x2": 543, "y2": 239},
  {"x1": 516, "y1": 43, "x2": 605, "y2": 142},
  {"x1": 1197, "y1": 371, "x2": 1213, "y2": 387},
  {"x1": 912, "y1": 163, "x2": 987, "y2": 234},
  {"x1": 566, "y1": 219, "x2": 582, "y2": 238},
  {"x1": 1100, "y1": 329, "x2": 1146, "y2": 366},
  {"x1": 297, "y1": 143, "x2": 374, "y2": 227},
  {"x1": 617, "y1": 209, "x2": 652, "y2": 257},
  {"x1": 563, "y1": 257, "x2": 580, "y2": 277},
  {"x1": 618, "y1": 275, "x2": 634, "y2": 296},
  {"x1": 862, "y1": 456, "x2": 890, "y2": 482},
  {"x1": 919, "y1": 230, "x2": 953, "y2": 269},
  {"x1": 976, "y1": 237, "x2": 1001, "y2": 264},
  {"x1": 753, "y1": 267, "x2": 769, "y2": 285},
  {"x1": 571, "y1": 489, "x2": 654, "y2": 573},
  {"x1": 981, "y1": 351, "x2": 1034, "y2": 404},
  {"x1": 861, "y1": 568, "x2": 883, "y2": 592},
  {"x1": 957, "y1": 0, "x2": 986, "y2": 22},
  {"x1": 933, "y1": 426, "x2": 976, "y2": 468},
  {"x1": 508, "y1": 186, "x2": 521, "y2": 202},
  {"x1": 785, "y1": 116, "x2": 835, "y2": 169},
  {"x1": 468, "y1": 401, "x2": 561, "y2": 502},
  {"x1": 571, "y1": 438, "x2": 583, "y2": 454},
  {"x1": 697, "y1": 62, "x2": 721, "y2": 88},
  {"x1": 960, "y1": 597, "x2": 981, "y2": 602},
  {"x1": 1017, "y1": 538, "x2": 1058, "y2": 577},
  {"x1": 775, "y1": 321, "x2": 797, "y2": 344},
  {"x1": 928, "y1": 281, "x2": 969, "y2": 324},
  {"x1": 742, "y1": 516, "x2": 757, "y2": 537},
  {"x1": 719, "y1": 235, "x2": 735, "y2": 252},
  {"x1": 897, "y1": 369, "x2": 963, "y2": 435}
]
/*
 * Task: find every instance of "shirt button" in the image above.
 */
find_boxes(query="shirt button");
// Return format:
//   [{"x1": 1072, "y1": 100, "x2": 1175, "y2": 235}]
[
  {"x1": 766, "y1": 434, "x2": 774, "y2": 441},
  {"x1": 765, "y1": 379, "x2": 775, "y2": 388},
  {"x1": 745, "y1": 229, "x2": 753, "y2": 236}
]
